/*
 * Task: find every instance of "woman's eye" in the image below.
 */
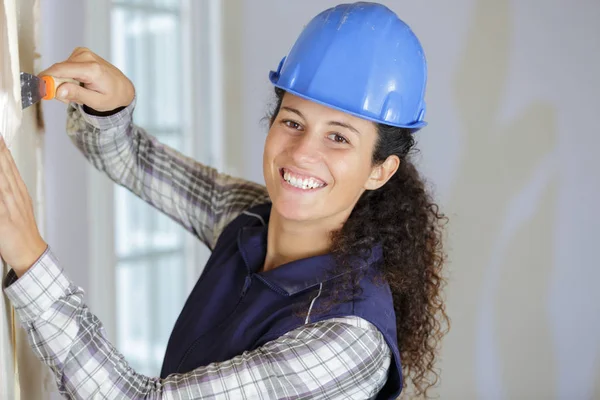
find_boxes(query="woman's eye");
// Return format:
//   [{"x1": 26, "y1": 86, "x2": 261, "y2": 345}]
[
  {"x1": 283, "y1": 120, "x2": 301, "y2": 130},
  {"x1": 328, "y1": 133, "x2": 349, "y2": 144}
]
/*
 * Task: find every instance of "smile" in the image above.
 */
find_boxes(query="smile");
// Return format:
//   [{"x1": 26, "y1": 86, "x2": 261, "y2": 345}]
[{"x1": 280, "y1": 168, "x2": 327, "y2": 190}]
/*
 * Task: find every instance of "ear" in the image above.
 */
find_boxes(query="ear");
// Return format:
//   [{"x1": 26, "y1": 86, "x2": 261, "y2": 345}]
[{"x1": 364, "y1": 155, "x2": 400, "y2": 191}]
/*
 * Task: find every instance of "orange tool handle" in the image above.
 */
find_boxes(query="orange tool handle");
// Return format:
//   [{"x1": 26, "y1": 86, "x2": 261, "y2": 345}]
[{"x1": 41, "y1": 76, "x2": 79, "y2": 100}]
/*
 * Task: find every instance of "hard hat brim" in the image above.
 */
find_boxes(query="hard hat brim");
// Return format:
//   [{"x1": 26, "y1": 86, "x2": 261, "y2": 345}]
[{"x1": 269, "y1": 78, "x2": 427, "y2": 130}]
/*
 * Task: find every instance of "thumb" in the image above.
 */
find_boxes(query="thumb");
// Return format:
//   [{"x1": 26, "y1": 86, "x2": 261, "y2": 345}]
[{"x1": 55, "y1": 82, "x2": 103, "y2": 108}]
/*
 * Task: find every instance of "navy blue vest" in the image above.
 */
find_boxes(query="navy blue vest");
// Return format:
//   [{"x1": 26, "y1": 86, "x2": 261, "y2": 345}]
[{"x1": 160, "y1": 203, "x2": 403, "y2": 399}]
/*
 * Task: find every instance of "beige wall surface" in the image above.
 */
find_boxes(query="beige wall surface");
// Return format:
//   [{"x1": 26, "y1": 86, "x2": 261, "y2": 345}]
[
  {"x1": 1, "y1": 0, "x2": 55, "y2": 398},
  {"x1": 229, "y1": 1, "x2": 600, "y2": 398}
]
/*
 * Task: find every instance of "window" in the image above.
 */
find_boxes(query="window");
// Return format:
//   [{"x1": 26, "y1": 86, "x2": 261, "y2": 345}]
[
  {"x1": 85, "y1": 0, "x2": 222, "y2": 377},
  {"x1": 111, "y1": 0, "x2": 187, "y2": 376}
]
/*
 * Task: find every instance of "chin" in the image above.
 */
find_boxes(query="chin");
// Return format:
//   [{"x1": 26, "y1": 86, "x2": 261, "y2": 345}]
[{"x1": 272, "y1": 197, "x2": 319, "y2": 222}]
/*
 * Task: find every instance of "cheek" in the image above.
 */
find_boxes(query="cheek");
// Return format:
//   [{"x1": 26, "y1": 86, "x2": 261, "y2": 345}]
[
  {"x1": 330, "y1": 154, "x2": 373, "y2": 190},
  {"x1": 264, "y1": 128, "x2": 291, "y2": 162},
  {"x1": 265, "y1": 126, "x2": 279, "y2": 148},
  {"x1": 263, "y1": 130, "x2": 286, "y2": 177},
  {"x1": 263, "y1": 130, "x2": 277, "y2": 162}
]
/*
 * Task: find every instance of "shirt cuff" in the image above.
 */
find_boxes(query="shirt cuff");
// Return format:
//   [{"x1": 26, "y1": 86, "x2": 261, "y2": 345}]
[
  {"x1": 70, "y1": 96, "x2": 137, "y2": 131},
  {"x1": 3, "y1": 247, "x2": 72, "y2": 324}
]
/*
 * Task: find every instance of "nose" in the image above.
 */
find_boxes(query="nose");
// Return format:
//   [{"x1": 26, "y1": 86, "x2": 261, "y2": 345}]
[{"x1": 290, "y1": 131, "x2": 322, "y2": 165}]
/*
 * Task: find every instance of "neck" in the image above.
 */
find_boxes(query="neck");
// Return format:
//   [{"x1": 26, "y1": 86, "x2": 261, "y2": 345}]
[{"x1": 263, "y1": 210, "x2": 342, "y2": 272}]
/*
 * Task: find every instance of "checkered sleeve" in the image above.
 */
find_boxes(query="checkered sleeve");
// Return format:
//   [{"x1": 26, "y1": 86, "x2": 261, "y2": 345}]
[
  {"x1": 3, "y1": 248, "x2": 392, "y2": 400},
  {"x1": 65, "y1": 101, "x2": 270, "y2": 249}
]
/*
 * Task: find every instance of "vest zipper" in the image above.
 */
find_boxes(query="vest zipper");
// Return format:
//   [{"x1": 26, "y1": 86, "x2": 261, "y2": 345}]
[{"x1": 241, "y1": 274, "x2": 252, "y2": 297}]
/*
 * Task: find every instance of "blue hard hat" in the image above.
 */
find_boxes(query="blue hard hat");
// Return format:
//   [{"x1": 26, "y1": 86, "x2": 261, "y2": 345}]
[{"x1": 269, "y1": 2, "x2": 427, "y2": 129}]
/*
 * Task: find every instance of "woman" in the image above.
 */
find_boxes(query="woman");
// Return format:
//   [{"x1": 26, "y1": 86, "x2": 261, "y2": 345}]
[{"x1": 1, "y1": 2, "x2": 448, "y2": 399}]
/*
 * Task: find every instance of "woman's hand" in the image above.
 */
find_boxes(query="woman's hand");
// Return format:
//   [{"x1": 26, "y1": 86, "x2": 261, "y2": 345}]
[
  {"x1": 39, "y1": 47, "x2": 135, "y2": 112},
  {"x1": 0, "y1": 136, "x2": 47, "y2": 277}
]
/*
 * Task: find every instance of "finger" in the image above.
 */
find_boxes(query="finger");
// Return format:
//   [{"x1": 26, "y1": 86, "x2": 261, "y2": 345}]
[
  {"x1": 38, "y1": 47, "x2": 95, "y2": 77},
  {"x1": 1, "y1": 138, "x2": 39, "y2": 240},
  {"x1": 0, "y1": 136, "x2": 25, "y2": 201},
  {"x1": 68, "y1": 46, "x2": 92, "y2": 60},
  {"x1": 0, "y1": 137, "x2": 22, "y2": 215},
  {"x1": 69, "y1": 48, "x2": 109, "y2": 65},
  {"x1": 55, "y1": 82, "x2": 106, "y2": 108},
  {"x1": 39, "y1": 61, "x2": 103, "y2": 85},
  {"x1": 3, "y1": 137, "x2": 30, "y2": 207}
]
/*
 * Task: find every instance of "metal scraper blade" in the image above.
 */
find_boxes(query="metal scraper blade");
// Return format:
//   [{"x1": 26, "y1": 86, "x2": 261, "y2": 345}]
[{"x1": 20, "y1": 72, "x2": 46, "y2": 109}]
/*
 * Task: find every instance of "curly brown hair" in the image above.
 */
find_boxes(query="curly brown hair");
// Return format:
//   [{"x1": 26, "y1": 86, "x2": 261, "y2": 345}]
[{"x1": 269, "y1": 88, "x2": 450, "y2": 398}]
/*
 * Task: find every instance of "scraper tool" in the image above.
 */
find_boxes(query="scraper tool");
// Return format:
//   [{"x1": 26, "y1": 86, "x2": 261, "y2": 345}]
[{"x1": 20, "y1": 72, "x2": 78, "y2": 109}]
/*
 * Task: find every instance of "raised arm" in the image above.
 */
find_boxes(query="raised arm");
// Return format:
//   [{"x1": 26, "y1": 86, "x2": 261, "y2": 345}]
[{"x1": 42, "y1": 48, "x2": 270, "y2": 249}]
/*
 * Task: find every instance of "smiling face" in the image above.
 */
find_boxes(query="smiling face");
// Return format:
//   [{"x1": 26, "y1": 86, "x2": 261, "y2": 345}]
[{"x1": 263, "y1": 92, "x2": 398, "y2": 227}]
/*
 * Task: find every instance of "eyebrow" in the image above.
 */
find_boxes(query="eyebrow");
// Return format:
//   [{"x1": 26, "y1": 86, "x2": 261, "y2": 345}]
[
  {"x1": 280, "y1": 106, "x2": 361, "y2": 135},
  {"x1": 328, "y1": 121, "x2": 361, "y2": 136},
  {"x1": 281, "y1": 106, "x2": 305, "y2": 119}
]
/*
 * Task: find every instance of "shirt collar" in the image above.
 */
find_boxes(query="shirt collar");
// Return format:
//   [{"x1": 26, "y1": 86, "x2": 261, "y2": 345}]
[{"x1": 237, "y1": 224, "x2": 382, "y2": 296}]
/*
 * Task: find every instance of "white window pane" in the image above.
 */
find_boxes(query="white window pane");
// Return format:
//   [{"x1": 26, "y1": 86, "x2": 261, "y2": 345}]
[
  {"x1": 152, "y1": 252, "x2": 186, "y2": 368},
  {"x1": 115, "y1": 186, "x2": 151, "y2": 256},
  {"x1": 154, "y1": 131, "x2": 182, "y2": 152},
  {"x1": 114, "y1": 0, "x2": 180, "y2": 8},
  {"x1": 114, "y1": 132, "x2": 184, "y2": 257},
  {"x1": 153, "y1": 0, "x2": 180, "y2": 9},
  {"x1": 150, "y1": 14, "x2": 181, "y2": 129},
  {"x1": 111, "y1": 7, "x2": 181, "y2": 130},
  {"x1": 116, "y1": 253, "x2": 185, "y2": 376},
  {"x1": 112, "y1": 8, "x2": 152, "y2": 124},
  {"x1": 115, "y1": 185, "x2": 184, "y2": 258},
  {"x1": 116, "y1": 259, "x2": 152, "y2": 375},
  {"x1": 111, "y1": 0, "x2": 188, "y2": 378}
]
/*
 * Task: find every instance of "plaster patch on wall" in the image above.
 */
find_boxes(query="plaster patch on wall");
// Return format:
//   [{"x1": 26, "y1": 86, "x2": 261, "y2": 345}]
[
  {"x1": 0, "y1": 0, "x2": 22, "y2": 397},
  {"x1": 0, "y1": 0, "x2": 22, "y2": 148}
]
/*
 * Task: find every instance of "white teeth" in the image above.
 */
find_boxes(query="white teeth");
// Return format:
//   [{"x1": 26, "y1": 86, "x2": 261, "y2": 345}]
[{"x1": 282, "y1": 169, "x2": 324, "y2": 190}]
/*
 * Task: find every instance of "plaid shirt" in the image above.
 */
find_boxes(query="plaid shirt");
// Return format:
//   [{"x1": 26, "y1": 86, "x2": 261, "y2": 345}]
[{"x1": 3, "y1": 101, "x2": 392, "y2": 399}]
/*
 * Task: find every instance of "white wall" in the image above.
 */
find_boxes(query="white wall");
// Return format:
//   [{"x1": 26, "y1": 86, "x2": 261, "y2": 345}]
[{"x1": 229, "y1": 0, "x2": 600, "y2": 398}]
